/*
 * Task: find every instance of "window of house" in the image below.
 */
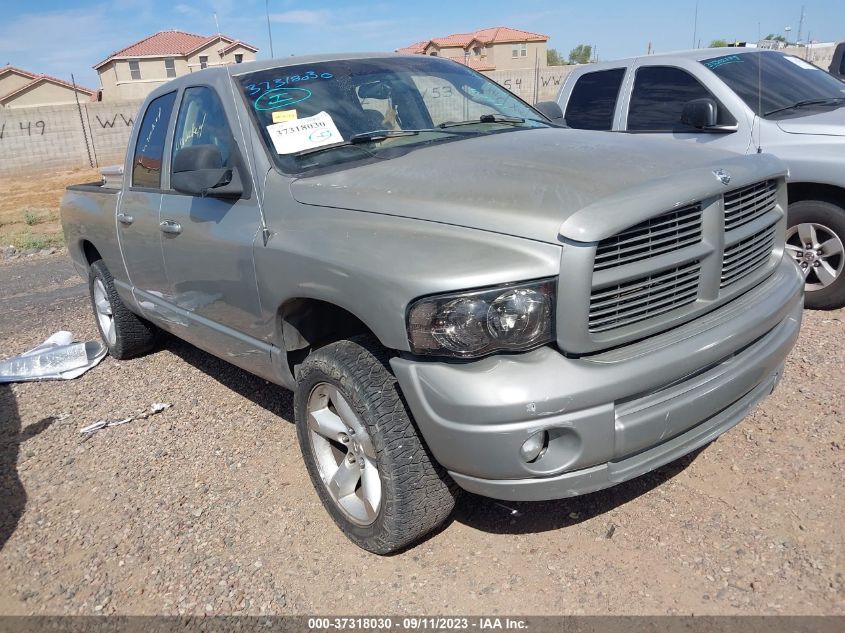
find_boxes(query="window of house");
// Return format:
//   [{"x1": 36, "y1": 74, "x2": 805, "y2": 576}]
[
  {"x1": 199, "y1": 55, "x2": 208, "y2": 70},
  {"x1": 627, "y1": 66, "x2": 733, "y2": 131},
  {"x1": 235, "y1": 53, "x2": 243, "y2": 64},
  {"x1": 172, "y1": 86, "x2": 233, "y2": 168},
  {"x1": 128, "y1": 60, "x2": 141, "y2": 80},
  {"x1": 512, "y1": 44, "x2": 528, "y2": 58},
  {"x1": 164, "y1": 58, "x2": 176, "y2": 78},
  {"x1": 132, "y1": 91, "x2": 176, "y2": 189},
  {"x1": 564, "y1": 68, "x2": 626, "y2": 130},
  {"x1": 429, "y1": 52, "x2": 438, "y2": 57},
  {"x1": 473, "y1": 46, "x2": 481, "y2": 56}
]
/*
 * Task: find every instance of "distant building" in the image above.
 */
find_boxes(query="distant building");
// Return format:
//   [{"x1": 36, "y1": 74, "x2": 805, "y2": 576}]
[
  {"x1": 0, "y1": 65, "x2": 95, "y2": 109},
  {"x1": 397, "y1": 27, "x2": 549, "y2": 71},
  {"x1": 94, "y1": 30, "x2": 258, "y2": 102}
]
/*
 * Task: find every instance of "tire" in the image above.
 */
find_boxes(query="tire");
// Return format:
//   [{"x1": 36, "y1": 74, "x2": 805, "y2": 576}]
[
  {"x1": 786, "y1": 200, "x2": 845, "y2": 310},
  {"x1": 88, "y1": 259, "x2": 158, "y2": 359},
  {"x1": 294, "y1": 335, "x2": 458, "y2": 554}
]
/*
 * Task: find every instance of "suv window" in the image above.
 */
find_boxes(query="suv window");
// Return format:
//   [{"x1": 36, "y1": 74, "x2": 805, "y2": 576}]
[
  {"x1": 628, "y1": 66, "x2": 732, "y2": 131},
  {"x1": 131, "y1": 91, "x2": 176, "y2": 189},
  {"x1": 172, "y1": 86, "x2": 234, "y2": 169},
  {"x1": 564, "y1": 68, "x2": 625, "y2": 130}
]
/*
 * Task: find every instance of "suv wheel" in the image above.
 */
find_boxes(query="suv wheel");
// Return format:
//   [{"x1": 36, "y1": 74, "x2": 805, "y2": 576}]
[
  {"x1": 786, "y1": 200, "x2": 845, "y2": 310},
  {"x1": 294, "y1": 335, "x2": 458, "y2": 554}
]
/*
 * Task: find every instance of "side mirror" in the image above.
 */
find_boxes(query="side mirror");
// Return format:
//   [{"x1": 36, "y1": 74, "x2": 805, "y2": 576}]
[
  {"x1": 171, "y1": 145, "x2": 243, "y2": 198},
  {"x1": 534, "y1": 100, "x2": 565, "y2": 122},
  {"x1": 681, "y1": 98, "x2": 718, "y2": 129}
]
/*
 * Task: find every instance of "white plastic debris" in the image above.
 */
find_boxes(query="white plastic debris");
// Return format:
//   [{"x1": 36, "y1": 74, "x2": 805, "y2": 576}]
[
  {"x1": 0, "y1": 331, "x2": 107, "y2": 383},
  {"x1": 80, "y1": 403, "x2": 172, "y2": 436}
]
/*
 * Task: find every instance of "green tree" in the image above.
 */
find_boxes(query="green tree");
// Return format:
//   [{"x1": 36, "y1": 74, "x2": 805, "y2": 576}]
[
  {"x1": 765, "y1": 33, "x2": 787, "y2": 42},
  {"x1": 710, "y1": 39, "x2": 731, "y2": 48},
  {"x1": 568, "y1": 44, "x2": 592, "y2": 64},
  {"x1": 547, "y1": 48, "x2": 563, "y2": 66}
]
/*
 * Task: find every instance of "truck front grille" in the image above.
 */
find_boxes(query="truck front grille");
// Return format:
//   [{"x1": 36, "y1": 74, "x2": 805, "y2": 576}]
[
  {"x1": 594, "y1": 203, "x2": 702, "y2": 271},
  {"x1": 588, "y1": 261, "x2": 701, "y2": 333},
  {"x1": 724, "y1": 180, "x2": 778, "y2": 231},
  {"x1": 571, "y1": 178, "x2": 784, "y2": 346},
  {"x1": 721, "y1": 223, "x2": 778, "y2": 288}
]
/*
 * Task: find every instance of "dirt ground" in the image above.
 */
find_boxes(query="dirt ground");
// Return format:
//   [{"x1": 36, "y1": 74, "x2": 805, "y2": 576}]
[
  {"x1": 0, "y1": 254, "x2": 842, "y2": 617},
  {"x1": 0, "y1": 169, "x2": 99, "y2": 251}
]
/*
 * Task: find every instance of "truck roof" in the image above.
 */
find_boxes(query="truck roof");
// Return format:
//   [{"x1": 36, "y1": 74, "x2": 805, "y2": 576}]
[{"x1": 581, "y1": 47, "x2": 774, "y2": 69}]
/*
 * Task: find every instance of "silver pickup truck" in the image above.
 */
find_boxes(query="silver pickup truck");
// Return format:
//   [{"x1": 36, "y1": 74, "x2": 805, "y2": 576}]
[
  {"x1": 552, "y1": 48, "x2": 845, "y2": 308},
  {"x1": 61, "y1": 53, "x2": 803, "y2": 554}
]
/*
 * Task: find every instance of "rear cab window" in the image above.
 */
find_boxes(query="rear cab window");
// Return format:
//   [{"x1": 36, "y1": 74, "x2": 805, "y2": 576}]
[
  {"x1": 564, "y1": 68, "x2": 626, "y2": 130},
  {"x1": 131, "y1": 92, "x2": 177, "y2": 189},
  {"x1": 627, "y1": 66, "x2": 734, "y2": 131}
]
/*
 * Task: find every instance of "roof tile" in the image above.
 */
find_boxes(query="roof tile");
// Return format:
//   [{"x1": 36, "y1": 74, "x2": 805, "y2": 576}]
[{"x1": 94, "y1": 30, "x2": 257, "y2": 68}]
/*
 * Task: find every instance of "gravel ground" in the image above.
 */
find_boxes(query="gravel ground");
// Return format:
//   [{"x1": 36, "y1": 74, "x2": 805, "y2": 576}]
[{"x1": 0, "y1": 254, "x2": 843, "y2": 616}]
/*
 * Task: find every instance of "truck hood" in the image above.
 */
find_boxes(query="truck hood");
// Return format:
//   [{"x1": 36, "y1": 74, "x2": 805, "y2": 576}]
[
  {"x1": 290, "y1": 128, "x2": 786, "y2": 244},
  {"x1": 776, "y1": 107, "x2": 845, "y2": 136}
]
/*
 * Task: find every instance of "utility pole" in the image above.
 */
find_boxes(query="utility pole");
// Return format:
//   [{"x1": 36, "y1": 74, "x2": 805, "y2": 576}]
[
  {"x1": 797, "y1": 5, "x2": 805, "y2": 44},
  {"x1": 265, "y1": 0, "x2": 275, "y2": 58}
]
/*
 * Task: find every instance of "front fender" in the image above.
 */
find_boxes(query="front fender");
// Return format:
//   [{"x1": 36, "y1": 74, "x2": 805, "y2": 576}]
[{"x1": 253, "y1": 200, "x2": 562, "y2": 352}]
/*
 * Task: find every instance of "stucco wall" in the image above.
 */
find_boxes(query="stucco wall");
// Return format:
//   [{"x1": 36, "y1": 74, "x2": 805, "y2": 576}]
[
  {"x1": 487, "y1": 41, "x2": 548, "y2": 70},
  {"x1": 1, "y1": 81, "x2": 91, "y2": 109},
  {"x1": 0, "y1": 73, "x2": 34, "y2": 101},
  {"x1": 99, "y1": 44, "x2": 256, "y2": 101}
]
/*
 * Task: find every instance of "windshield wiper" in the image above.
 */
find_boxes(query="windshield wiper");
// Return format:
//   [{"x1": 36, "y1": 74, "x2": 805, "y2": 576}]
[
  {"x1": 439, "y1": 114, "x2": 526, "y2": 128},
  {"x1": 293, "y1": 128, "x2": 467, "y2": 158},
  {"x1": 764, "y1": 97, "x2": 845, "y2": 117}
]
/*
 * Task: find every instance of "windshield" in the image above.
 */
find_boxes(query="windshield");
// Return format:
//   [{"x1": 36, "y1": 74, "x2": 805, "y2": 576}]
[
  {"x1": 701, "y1": 51, "x2": 845, "y2": 118},
  {"x1": 236, "y1": 56, "x2": 549, "y2": 173}
]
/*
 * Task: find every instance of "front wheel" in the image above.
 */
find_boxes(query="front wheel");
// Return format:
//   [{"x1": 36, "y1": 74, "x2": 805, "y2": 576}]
[
  {"x1": 294, "y1": 335, "x2": 458, "y2": 554},
  {"x1": 786, "y1": 200, "x2": 845, "y2": 310}
]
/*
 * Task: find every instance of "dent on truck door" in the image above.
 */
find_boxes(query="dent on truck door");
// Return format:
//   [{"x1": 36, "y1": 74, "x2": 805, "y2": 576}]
[
  {"x1": 118, "y1": 91, "x2": 176, "y2": 316},
  {"x1": 158, "y1": 85, "x2": 271, "y2": 377}
]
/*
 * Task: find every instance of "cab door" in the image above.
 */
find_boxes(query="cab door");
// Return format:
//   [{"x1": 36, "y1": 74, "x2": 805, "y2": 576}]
[
  {"x1": 157, "y1": 84, "x2": 272, "y2": 378},
  {"x1": 619, "y1": 61, "x2": 754, "y2": 154},
  {"x1": 117, "y1": 91, "x2": 177, "y2": 319}
]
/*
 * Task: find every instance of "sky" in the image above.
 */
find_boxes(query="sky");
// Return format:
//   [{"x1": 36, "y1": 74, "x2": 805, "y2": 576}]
[{"x1": 1, "y1": 0, "x2": 843, "y2": 87}]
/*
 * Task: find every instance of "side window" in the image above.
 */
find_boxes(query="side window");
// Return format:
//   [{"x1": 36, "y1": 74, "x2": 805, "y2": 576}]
[
  {"x1": 129, "y1": 60, "x2": 141, "y2": 80},
  {"x1": 172, "y1": 86, "x2": 233, "y2": 169},
  {"x1": 628, "y1": 66, "x2": 731, "y2": 131},
  {"x1": 840, "y1": 53, "x2": 845, "y2": 75},
  {"x1": 131, "y1": 91, "x2": 176, "y2": 189},
  {"x1": 564, "y1": 68, "x2": 625, "y2": 130}
]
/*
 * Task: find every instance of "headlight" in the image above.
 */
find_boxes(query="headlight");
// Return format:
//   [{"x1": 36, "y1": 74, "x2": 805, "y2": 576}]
[{"x1": 407, "y1": 279, "x2": 555, "y2": 358}]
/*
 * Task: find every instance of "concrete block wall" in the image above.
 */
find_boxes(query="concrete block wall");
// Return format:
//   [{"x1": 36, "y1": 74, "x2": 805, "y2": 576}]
[
  {"x1": 482, "y1": 66, "x2": 576, "y2": 103},
  {"x1": 0, "y1": 99, "x2": 141, "y2": 175}
]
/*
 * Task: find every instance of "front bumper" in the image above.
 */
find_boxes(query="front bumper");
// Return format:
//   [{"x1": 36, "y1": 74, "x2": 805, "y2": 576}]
[{"x1": 390, "y1": 258, "x2": 804, "y2": 501}]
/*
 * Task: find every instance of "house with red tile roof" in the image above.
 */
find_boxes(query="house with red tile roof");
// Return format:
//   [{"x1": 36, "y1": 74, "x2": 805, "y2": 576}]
[
  {"x1": 0, "y1": 65, "x2": 96, "y2": 109},
  {"x1": 94, "y1": 30, "x2": 258, "y2": 101},
  {"x1": 396, "y1": 27, "x2": 548, "y2": 71}
]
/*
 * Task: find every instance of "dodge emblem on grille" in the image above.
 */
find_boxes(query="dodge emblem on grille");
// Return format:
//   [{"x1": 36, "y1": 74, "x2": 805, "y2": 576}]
[{"x1": 713, "y1": 169, "x2": 732, "y2": 185}]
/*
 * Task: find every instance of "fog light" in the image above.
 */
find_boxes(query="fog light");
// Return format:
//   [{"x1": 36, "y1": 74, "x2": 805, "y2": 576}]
[{"x1": 519, "y1": 430, "x2": 548, "y2": 463}]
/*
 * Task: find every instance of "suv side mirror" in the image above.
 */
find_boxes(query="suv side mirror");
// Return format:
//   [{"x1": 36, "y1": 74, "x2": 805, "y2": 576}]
[
  {"x1": 171, "y1": 145, "x2": 243, "y2": 198},
  {"x1": 534, "y1": 100, "x2": 565, "y2": 122},
  {"x1": 681, "y1": 98, "x2": 719, "y2": 129}
]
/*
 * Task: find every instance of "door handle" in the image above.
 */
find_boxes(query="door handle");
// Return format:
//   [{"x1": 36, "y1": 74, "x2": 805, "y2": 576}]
[
  {"x1": 117, "y1": 213, "x2": 134, "y2": 226},
  {"x1": 159, "y1": 219, "x2": 182, "y2": 235}
]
